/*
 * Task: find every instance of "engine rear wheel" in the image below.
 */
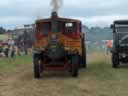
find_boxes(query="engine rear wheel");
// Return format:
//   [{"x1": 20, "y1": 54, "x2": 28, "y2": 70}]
[
  {"x1": 81, "y1": 34, "x2": 87, "y2": 68},
  {"x1": 71, "y1": 51, "x2": 79, "y2": 77},
  {"x1": 33, "y1": 55, "x2": 41, "y2": 79},
  {"x1": 112, "y1": 52, "x2": 120, "y2": 68}
]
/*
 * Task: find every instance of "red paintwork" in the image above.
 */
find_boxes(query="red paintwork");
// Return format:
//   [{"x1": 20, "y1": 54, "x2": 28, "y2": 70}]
[
  {"x1": 34, "y1": 17, "x2": 81, "y2": 73},
  {"x1": 62, "y1": 33, "x2": 80, "y2": 39},
  {"x1": 35, "y1": 21, "x2": 81, "y2": 39},
  {"x1": 62, "y1": 22, "x2": 81, "y2": 39},
  {"x1": 35, "y1": 24, "x2": 40, "y2": 39},
  {"x1": 41, "y1": 63, "x2": 72, "y2": 72}
]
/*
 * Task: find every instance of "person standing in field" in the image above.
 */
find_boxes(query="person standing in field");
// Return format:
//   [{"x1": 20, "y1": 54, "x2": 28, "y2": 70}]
[
  {"x1": 7, "y1": 38, "x2": 15, "y2": 58},
  {"x1": 106, "y1": 40, "x2": 113, "y2": 54}
]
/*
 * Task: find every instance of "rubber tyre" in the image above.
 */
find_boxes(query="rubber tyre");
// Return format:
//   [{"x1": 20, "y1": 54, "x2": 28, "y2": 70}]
[
  {"x1": 71, "y1": 52, "x2": 79, "y2": 77},
  {"x1": 33, "y1": 55, "x2": 41, "y2": 79},
  {"x1": 112, "y1": 52, "x2": 119, "y2": 68},
  {"x1": 81, "y1": 34, "x2": 87, "y2": 68}
]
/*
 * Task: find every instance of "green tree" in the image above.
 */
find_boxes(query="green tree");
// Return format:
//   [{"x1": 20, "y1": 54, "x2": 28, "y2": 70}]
[{"x1": 0, "y1": 27, "x2": 6, "y2": 34}]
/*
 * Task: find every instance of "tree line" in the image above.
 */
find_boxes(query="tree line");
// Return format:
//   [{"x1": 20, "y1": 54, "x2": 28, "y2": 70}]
[
  {"x1": 0, "y1": 27, "x2": 6, "y2": 34},
  {"x1": 83, "y1": 26, "x2": 113, "y2": 42}
]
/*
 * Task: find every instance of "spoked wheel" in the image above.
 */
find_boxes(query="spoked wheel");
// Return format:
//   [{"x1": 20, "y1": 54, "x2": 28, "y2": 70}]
[
  {"x1": 112, "y1": 52, "x2": 120, "y2": 68},
  {"x1": 71, "y1": 51, "x2": 79, "y2": 77},
  {"x1": 33, "y1": 55, "x2": 41, "y2": 79}
]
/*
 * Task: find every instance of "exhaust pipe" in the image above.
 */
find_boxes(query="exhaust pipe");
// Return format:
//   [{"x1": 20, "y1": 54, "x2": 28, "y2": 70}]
[{"x1": 51, "y1": 11, "x2": 58, "y2": 33}]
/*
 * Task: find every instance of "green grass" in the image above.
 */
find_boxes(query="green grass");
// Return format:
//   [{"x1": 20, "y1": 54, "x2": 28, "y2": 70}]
[
  {"x1": 0, "y1": 52, "x2": 128, "y2": 81},
  {"x1": 0, "y1": 34, "x2": 8, "y2": 40},
  {"x1": 1, "y1": 52, "x2": 128, "y2": 96},
  {"x1": 0, "y1": 55, "x2": 32, "y2": 72},
  {"x1": 87, "y1": 52, "x2": 128, "y2": 80},
  {"x1": 0, "y1": 52, "x2": 128, "y2": 80},
  {"x1": 87, "y1": 60, "x2": 128, "y2": 80}
]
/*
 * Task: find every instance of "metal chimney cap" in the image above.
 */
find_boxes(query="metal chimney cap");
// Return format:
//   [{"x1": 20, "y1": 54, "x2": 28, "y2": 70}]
[{"x1": 51, "y1": 11, "x2": 58, "y2": 18}]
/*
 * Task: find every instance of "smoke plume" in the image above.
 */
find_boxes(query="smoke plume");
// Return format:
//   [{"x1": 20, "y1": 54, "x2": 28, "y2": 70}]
[{"x1": 51, "y1": 0, "x2": 63, "y2": 12}]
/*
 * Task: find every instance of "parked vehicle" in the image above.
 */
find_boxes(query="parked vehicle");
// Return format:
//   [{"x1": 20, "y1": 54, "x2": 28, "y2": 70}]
[{"x1": 111, "y1": 20, "x2": 128, "y2": 68}]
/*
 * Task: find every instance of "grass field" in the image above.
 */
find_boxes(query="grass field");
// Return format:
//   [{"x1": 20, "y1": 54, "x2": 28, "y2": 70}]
[
  {"x1": 0, "y1": 35, "x2": 8, "y2": 40},
  {"x1": 0, "y1": 55, "x2": 32, "y2": 72},
  {"x1": 0, "y1": 52, "x2": 128, "y2": 96}
]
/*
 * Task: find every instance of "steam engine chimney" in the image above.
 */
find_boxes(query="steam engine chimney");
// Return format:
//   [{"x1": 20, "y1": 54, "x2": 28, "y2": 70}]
[{"x1": 51, "y1": 11, "x2": 58, "y2": 33}]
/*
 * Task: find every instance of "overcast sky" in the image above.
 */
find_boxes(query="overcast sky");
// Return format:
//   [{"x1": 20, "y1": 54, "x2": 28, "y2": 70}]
[{"x1": 0, "y1": 0, "x2": 128, "y2": 29}]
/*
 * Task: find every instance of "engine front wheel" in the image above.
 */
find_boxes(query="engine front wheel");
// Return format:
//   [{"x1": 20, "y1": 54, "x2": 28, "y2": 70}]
[
  {"x1": 81, "y1": 45, "x2": 87, "y2": 68},
  {"x1": 81, "y1": 34, "x2": 87, "y2": 68},
  {"x1": 112, "y1": 52, "x2": 120, "y2": 68},
  {"x1": 33, "y1": 55, "x2": 41, "y2": 79},
  {"x1": 71, "y1": 51, "x2": 79, "y2": 77}
]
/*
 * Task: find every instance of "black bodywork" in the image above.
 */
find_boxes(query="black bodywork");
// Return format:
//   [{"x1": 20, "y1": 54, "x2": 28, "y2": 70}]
[{"x1": 111, "y1": 20, "x2": 128, "y2": 67}]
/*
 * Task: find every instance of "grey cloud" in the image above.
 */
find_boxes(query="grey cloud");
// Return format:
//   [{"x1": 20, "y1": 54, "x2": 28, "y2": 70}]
[{"x1": 0, "y1": 0, "x2": 128, "y2": 29}]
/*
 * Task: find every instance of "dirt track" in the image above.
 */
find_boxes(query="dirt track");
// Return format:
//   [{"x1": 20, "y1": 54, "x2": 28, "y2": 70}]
[
  {"x1": 0, "y1": 63, "x2": 97, "y2": 96},
  {"x1": 1, "y1": 53, "x2": 127, "y2": 96},
  {"x1": 0, "y1": 55, "x2": 105, "y2": 96}
]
